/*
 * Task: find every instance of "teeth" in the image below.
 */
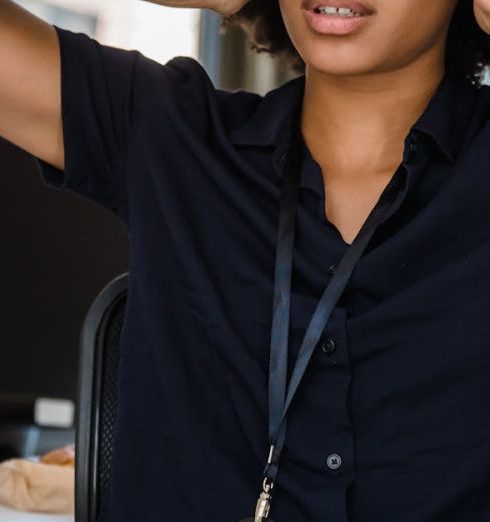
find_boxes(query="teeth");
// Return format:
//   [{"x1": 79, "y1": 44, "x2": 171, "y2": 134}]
[{"x1": 315, "y1": 6, "x2": 363, "y2": 16}]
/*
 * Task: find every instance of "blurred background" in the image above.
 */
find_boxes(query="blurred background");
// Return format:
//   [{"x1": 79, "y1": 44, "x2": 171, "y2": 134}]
[{"x1": 0, "y1": 0, "x2": 296, "y2": 466}]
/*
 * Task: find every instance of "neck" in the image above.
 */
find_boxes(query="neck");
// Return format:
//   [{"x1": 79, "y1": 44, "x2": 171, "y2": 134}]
[{"x1": 300, "y1": 54, "x2": 446, "y2": 177}]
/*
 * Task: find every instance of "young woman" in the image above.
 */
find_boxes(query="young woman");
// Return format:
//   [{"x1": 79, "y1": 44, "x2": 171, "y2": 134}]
[{"x1": 2, "y1": 0, "x2": 490, "y2": 520}]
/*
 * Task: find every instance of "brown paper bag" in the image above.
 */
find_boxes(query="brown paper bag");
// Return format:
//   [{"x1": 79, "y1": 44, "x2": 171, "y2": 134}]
[{"x1": 0, "y1": 457, "x2": 74, "y2": 513}]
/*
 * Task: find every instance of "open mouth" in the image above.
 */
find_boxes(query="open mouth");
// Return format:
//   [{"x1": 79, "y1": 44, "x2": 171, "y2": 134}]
[
  {"x1": 301, "y1": 1, "x2": 375, "y2": 35},
  {"x1": 313, "y1": 6, "x2": 366, "y2": 17},
  {"x1": 302, "y1": 1, "x2": 375, "y2": 17}
]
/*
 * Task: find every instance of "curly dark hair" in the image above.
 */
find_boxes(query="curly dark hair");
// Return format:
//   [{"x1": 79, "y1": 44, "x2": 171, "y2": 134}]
[{"x1": 223, "y1": 0, "x2": 490, "y2": 85}]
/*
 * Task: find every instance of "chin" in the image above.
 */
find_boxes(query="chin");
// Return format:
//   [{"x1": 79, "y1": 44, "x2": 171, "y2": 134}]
[
  {"x1": 302, "y1": 53, "x2": 376, "y2": 77},
  {"x1": 294, "y1": 36, "x2": 378, "y2": 77}
]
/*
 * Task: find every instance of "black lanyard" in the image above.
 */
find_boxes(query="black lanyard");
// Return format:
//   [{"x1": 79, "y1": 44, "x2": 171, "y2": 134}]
[{"x1": 241, "y1": 113, "x2": 403, "y2": 522}]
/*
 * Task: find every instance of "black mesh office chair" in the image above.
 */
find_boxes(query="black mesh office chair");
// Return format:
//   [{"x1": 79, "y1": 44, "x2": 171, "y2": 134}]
[{"x1": 75, "y1": 272, "x2": 129, "y2": 522}]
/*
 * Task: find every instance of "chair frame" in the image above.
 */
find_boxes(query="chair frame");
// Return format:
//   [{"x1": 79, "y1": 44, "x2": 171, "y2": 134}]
[{"x1": 75, "y1": 272, "x2": 129, "y2": 522}]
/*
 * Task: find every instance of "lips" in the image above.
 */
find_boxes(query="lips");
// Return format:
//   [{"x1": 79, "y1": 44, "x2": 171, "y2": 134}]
[{"x1": 301, "y1": 0, "x2": 375, "y2": 16}]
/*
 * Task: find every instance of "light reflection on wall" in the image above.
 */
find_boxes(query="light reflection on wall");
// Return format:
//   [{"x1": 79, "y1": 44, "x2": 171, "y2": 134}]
[
  {"x1": 16, "y1": 0, "x2": 200, "y2": 65},
  {"x1": 16, "y1": 0, "x2": 97, "y2": 34},
  {"x1": 128, "y1": 2, "x2": 200, "y2": 66}
]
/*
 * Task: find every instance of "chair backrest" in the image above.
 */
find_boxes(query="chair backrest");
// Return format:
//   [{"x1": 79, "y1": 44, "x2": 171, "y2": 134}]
[{"x1": 75, "y1": 273, "x2": 129, "y2": 522}]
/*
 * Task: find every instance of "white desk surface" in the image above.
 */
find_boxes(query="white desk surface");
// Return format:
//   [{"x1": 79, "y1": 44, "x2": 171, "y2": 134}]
[{"x1": 0, "y1": 504, "x2": 73, "y2": 522}]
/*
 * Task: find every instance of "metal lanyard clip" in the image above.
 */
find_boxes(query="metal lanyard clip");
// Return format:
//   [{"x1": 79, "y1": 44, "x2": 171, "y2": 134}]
[
  {"x1": 238, "y1": 475, "x2": 275, "y2": 522},
  {"x1": 253, "y1": 476, "x2": 274, "y2": 521}
]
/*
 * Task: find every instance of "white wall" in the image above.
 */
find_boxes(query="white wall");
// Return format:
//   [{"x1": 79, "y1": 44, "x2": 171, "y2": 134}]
[{"x1": 16, "y1": 0, "x2": 200, "y2": 64}]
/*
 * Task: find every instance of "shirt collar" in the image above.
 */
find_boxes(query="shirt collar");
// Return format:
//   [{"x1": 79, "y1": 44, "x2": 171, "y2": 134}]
[
  {"x1": 229, "y1": 70, "x2": 480, "y2": 166},
  {"x1": 229, "y1": 74, "x2": 305, "y2": 148},
  {"x1": 411, "y1": 71, "x2": 480, "y2": 163}
]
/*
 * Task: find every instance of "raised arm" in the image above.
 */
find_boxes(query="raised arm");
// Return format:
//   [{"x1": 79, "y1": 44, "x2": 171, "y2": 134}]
[
  {"x1": 0, "y1": 0, "x2": 63, "y2": 169},
  {"x1": 0, "y1": 0, "x2": 249, "y2": 174}
]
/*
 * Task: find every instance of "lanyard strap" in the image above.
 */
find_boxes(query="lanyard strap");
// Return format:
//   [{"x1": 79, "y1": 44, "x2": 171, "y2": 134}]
[{"x1": 262, "y1": 117, "x2": 403, "y2": 491}]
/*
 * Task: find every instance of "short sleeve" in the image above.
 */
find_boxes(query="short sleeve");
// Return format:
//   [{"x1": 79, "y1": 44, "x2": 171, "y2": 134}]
[{"x1": 34, "y1": 25, "x2": 143, "y2": 225}]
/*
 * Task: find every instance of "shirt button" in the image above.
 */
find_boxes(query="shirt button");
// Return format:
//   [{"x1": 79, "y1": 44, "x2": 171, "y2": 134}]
[
  {"x1": 405, "y1": 136, "x2": 420, "y2": 162},
  {"x1": 326, "y1": 453, "x2": 342, "y2": 471},
  {"x1": 321, "y1": 337, "x2": 336, "y2": 355},
  {"x1": 327, "y1": 264, "x2": 337, "y2": 276}
]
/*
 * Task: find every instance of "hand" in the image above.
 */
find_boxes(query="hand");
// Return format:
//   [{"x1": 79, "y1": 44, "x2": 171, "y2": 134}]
[
  {"x1": 212, "y1": 0, "x2": 251, "y2": 16},
  {"x1": 474, "y1": 0, "x2": 490, "y2": 34},
  {"x1": 141, "y1": 0, "x2": 250, "y2": 17}
]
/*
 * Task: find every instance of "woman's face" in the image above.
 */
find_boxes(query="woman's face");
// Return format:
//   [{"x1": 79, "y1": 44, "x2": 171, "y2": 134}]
[{"x1": 278, "y1": 0, "x2": 459, "y2": 77}]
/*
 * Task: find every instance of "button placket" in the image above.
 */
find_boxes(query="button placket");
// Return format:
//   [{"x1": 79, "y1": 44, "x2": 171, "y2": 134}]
[
  {"x1": 315, "y1": 307, "x2": 348, "y2": 367},
  {"x1": 403, "y1": 132, "x2": 421, "y2": 164}
]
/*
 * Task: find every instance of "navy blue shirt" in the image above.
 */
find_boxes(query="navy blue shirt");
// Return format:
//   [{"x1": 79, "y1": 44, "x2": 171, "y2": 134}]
[{"x1": 36, "y1": 24, "x2": 490, "y2": 522}]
